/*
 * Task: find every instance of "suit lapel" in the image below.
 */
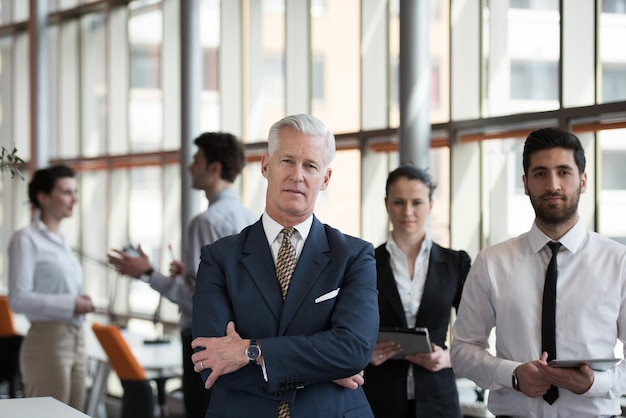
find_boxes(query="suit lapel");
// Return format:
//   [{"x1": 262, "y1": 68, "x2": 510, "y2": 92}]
[
  {"x1": 376, "y1": 247, "x2": 407, "y2": 326},
  {"x1": 278, "y1": 217, "x2": 331, "y2": 335},
  {"x1": 241, "y1": 221, "x2": 284, "y2": 321},
  {"x1": 415, "y1": 243, "x2": 445, "y2": 324}
]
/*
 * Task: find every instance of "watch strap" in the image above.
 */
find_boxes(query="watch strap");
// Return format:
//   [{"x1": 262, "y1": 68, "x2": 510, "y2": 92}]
[{"x1": 512, "y1": 366, "x2": 521, "y2": 391}]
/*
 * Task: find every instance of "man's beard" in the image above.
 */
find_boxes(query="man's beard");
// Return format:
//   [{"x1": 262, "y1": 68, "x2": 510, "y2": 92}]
[{"x1": 529, "y1": 187, "x2": 580, "y2": 226}]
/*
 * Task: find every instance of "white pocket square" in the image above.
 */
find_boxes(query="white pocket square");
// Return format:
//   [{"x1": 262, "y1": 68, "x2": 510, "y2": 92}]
[{"x1": 315, "y1": 288, "x2": 340, "y2": 303}]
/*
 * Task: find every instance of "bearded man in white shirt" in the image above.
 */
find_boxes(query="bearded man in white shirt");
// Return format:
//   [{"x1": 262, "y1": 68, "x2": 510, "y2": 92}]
[{"x1": 451, "y1": 127, "x2": 626, "y2": 418}]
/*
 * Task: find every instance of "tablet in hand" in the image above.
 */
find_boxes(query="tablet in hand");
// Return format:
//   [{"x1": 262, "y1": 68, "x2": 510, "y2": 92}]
[
  {"x1": 377, "y1": 327, "x2": 432, "y2": 359},
  {"x1": 548, "y1": 358, "x2": 620, "y2": 371}
]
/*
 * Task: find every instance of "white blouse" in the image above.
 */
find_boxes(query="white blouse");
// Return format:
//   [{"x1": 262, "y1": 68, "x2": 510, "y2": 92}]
[{"x1": 8, "y1": 216, "x2": 84, "y2": 326}]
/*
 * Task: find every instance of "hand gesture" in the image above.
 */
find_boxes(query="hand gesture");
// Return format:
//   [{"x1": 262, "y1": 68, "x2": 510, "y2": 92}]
[
  {"x1": 169, "y1": 260, "x2": 184, "y2": 277},
  {"x1": 108, "y1": 244, "x2": 151, "y2": 279}
]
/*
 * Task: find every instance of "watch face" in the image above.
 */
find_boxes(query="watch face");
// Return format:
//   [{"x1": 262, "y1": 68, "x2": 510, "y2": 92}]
[{"x1": 247, "y1": 345, "x2": 261, "y2": 361}]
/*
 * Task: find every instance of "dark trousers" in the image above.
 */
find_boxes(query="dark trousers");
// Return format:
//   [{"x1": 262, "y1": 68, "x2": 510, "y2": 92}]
[{"x1": 182, "y1": 329, "x2": 211, "y2": 418}]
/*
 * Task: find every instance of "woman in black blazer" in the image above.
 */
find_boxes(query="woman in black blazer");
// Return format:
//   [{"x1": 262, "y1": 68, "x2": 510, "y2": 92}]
[{"x1": 363, "y1": 165, "x2": 471, "y2": 418}]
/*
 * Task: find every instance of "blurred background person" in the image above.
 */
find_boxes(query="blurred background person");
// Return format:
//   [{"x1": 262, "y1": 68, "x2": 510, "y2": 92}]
[
  {"x1": 108, "y1": 132, "x2": 256, "y2": 418},
  {"x1": 363, "y1": 164, "x2": 471, "y2": 417},
  {"x1": 8, "y1": 164, "x2": 95, "y2": 411}
]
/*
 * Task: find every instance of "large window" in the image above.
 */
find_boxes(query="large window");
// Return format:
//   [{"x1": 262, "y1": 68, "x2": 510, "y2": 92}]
[
  {"x1": 129, "y1": 4, "x2": 163, "y2": 152},
  {"x1": 599, "y1": 129, "x2": 626, "y2": 244},
  {"x1": 1, "y1": 0, "x2": 626, "y2": 331},
  {"x1": 600, "y1": 8, "x2": 626, "y2": 103},
  {"x1": 484, "y1": 1, "x2": 560, "y2": 116}
]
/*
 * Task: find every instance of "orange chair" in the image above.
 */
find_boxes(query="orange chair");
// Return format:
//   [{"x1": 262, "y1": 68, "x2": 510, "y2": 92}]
[
  {"x1": 91, "y1": 323, "x2": 156, "y2": 418},
  {"x1": 0, "y1": 295, "x2": 23, "y2": 397},
  {"x1": 0, "y1": 295, "x2": 17, "y2": 337}
]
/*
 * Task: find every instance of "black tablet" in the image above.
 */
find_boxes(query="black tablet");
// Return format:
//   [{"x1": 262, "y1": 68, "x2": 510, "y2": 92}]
[
  {"x1": 548, "y1": 358, "x2": 621, "y2": 371},
  {"x1": 377, "y1": 327, "x2": 433, "y2": 359}
]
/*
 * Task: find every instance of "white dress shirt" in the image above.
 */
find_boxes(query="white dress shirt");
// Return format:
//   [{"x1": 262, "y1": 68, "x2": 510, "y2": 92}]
[
  {"x1": 8, "y1": 216, "x2": 84, "y2": 326},
  {"x1": 385, "y1": 232, "x2": 432, "y2": 329},
  {"x1": 385, "y1": 231, "x2": 432, "y2": 400},
  {"x1": 451, "y1": 218, "x2": 626, "y2": 418},
  {"x1": 262, "y1": 211, "x2": 312, "y2": 262}
]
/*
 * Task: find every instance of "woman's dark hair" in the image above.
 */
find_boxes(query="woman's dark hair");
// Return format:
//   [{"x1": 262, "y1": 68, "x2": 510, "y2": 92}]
[
  {"x1": 385, "y1": 164, "x2": 437, "y2": 201},
  {"x1": 194, "y1": 132, "x2": 246, "y2": 183},
  {"x1": 28, "y1": 164, "x2": 76, "y2": 209},
  {"x1": 522, "y1": 127, "x2": 586, "y2": 175}
]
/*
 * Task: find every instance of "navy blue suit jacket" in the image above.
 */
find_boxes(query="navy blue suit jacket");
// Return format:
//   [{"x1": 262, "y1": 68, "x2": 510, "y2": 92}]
[
  {"x1": 363, "y1": 242, "x2": 471, "y2": 418},
  {"x1": 193, "y1": 216, "x2": 379, "y2": 418}
]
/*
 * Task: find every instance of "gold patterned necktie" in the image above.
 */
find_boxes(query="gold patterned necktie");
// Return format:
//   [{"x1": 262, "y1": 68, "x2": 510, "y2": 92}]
[
  {"x1": 276, "y1": 227, "x2": 297, "y2": 417},
  {"x1": 276, "y1": 227, "x2": 297, "y2": 301}
]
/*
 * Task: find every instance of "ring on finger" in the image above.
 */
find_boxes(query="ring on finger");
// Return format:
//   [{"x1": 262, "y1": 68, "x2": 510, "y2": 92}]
[
  {"x1": 378, "y1": 354, "x2": 383, "y2": 360},
  {"x1": 200, "y1": 360, "x2": 204, "y2": 370}
]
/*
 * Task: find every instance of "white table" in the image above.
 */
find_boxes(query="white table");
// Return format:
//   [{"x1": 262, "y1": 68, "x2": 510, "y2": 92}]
[{"x1": 0, "y1": 396, "x2": 90, "y2": 418}]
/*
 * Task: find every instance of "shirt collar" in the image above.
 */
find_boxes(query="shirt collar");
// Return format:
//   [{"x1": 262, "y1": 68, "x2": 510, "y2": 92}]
[
  {"x1": 32, "y1": 214, "x2": 66, "y2": 245},
  {"x1": 262, "y1": 211, "x2": 313, "y2": 244},
  {"x1": 385, "y1": 230, "x2": 432, "y2": 256},
  {"x1": 529, "y1": 217, "x2": 586, "y2": 254},
  {"x1": 207, "y1": 188, "x2": 236, "y2": 206}
]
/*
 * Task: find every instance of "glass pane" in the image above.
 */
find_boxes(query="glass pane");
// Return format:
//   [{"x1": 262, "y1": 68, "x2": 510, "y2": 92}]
[
  {"x1": 314, "y1": 149, "x2": 361, "y2": 236},
  {"x1": 484, "y1": 1, "x2": 560, "y2": 116},
  {"x1": 127, "y1": 166, "x2": 163, "y2": 316},
  {"x1": 78, "y1": 170, "x2": 109, "y2": 308},
  {"x1": 429, "y1": 147, "x2": 451, "y2": 246},
  {"x1": 599, "y1": 6, "x2": 626, "y2": 103},
  {"x1": 241, "y1": 160, "x2": 266, "y2": 219},
  {"x1": 481, "y1": 137, "x2": 535, "y2": 246},
  {"x1": 0, "y1": 37, "x2": 13, "y2": 158},
  {"x1": 311, "y1": 0, "x2": 360, "y2": 134},
  {"x1": 246, "y1": 0, "x2": 286, "y2": 140},
  {"x1": 129, "y1": 5, "x2": 163, "y2": 152},
  {"x1": 0, "y1": 0, "x2": 8, "y2": 24},
  {"x1": 430, "y1": 0, "x2": 450, "y2": 123},
  {"x1": 58, "y1": 0, "x2": 80, "y2": 10},
  {"x1": 200, "y1": 0, "x2": 221, "y2": 132},
  {"x1": 80, "y1": 12, "x2": 107, "y2": 158},
  {"x1": 13, "y1": 0, "x2": 28, "y2": 22},
  {"x1": 599, "y1": 129, "x2": 626, "y2": 244},
  {"x1": 58, "y1": 20, "x2": 80, "y2": 159}
]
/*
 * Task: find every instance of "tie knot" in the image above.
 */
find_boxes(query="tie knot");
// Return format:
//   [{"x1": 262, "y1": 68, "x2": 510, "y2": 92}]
[
  {"x1": 281, "y1": 227, "x2": 295, "y2": 241},
  {"x1": 547, "y1": 241, "x2": 561, "y2": 254}
]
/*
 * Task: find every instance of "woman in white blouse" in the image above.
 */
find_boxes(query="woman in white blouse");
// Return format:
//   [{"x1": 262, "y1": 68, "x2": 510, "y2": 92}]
[{"x1": 8, "y1": 164, "x2": 94, "y2": 410}]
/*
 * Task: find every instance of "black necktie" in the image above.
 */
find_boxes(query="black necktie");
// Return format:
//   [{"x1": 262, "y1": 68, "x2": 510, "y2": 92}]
[{"x1": 542, "y1": 241, "x2": 561, "y2": 404}]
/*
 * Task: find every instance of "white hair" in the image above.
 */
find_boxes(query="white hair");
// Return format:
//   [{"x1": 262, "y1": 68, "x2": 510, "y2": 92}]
[{"x1": 267, "y1": 114, "x2": 336, "y2": 167}]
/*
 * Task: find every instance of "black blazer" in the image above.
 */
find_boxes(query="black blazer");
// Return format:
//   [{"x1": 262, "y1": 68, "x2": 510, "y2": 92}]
[{"x1": 363, "y1": 242, "x2": 471, "y2": 418}]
